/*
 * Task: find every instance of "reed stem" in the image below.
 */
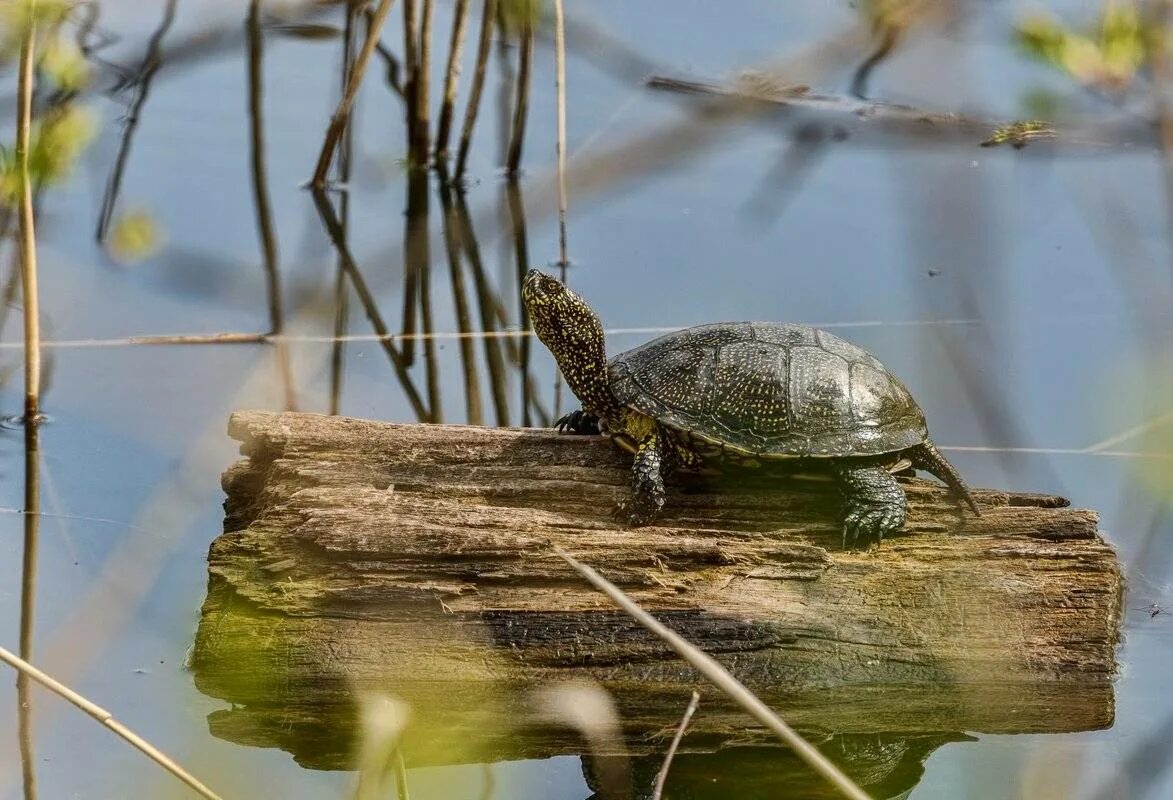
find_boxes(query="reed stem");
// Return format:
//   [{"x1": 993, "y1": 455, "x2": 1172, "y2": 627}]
[{"x1": 16, "y1": 0, "x2": 39, "y2": 423}]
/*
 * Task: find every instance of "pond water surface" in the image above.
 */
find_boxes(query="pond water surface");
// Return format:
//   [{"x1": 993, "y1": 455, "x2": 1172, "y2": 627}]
[{"x1": 0, "y1": 1, "x2": 1171, "y2": 798}]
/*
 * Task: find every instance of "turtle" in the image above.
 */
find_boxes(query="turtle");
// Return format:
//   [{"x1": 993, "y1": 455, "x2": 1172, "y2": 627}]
[{"x1": 521, "y1": 268, "x2": 980, "y2": 547}]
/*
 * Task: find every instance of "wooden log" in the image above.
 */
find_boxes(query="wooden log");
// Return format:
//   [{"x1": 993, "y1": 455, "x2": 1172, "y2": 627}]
[{"x1": 192, "y1": 410, "x2": 1122, "y2": 776}]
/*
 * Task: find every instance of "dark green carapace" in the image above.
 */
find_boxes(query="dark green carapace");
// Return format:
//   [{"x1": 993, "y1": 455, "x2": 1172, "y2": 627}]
[{"x1": 522, "y1": 269, "x2": 979, "y2": 547}]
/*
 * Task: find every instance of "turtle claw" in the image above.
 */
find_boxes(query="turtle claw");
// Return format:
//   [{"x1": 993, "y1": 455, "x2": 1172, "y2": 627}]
[
  {"x1": 841, "y1": 504, "x2": 905, "y2": 549},
  {"x1": 555, "y1": 410, "x2": 602, "y2": 435}
]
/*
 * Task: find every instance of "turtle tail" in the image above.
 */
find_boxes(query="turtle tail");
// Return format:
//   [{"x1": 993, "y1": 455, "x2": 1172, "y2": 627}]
[{"x1": 909, "y1": 439, "x2": 981, "y2": 516}]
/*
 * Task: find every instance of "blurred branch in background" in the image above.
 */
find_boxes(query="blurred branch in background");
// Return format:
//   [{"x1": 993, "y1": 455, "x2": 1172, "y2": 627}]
[{"x1": 434, "y1": 0, "x2": 470, "y2": 163}]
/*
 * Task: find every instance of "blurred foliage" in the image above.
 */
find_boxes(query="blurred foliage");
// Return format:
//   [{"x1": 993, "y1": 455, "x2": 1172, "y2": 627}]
[
  {"x1": 0, "y1": 0, "x2": 72, "y2": 59},
  {"x1": 107, "y1": 211, "x2": 165, "y2": 265},
  {"x1": 1016, "y1": 2, "x2": 1162, "y2": 93},
  {"x1": 499, "y1": 0, "x2": 543, "y2": 35},
  {"x1": 40, "y1": 33, "x2": 89, "y2": 91},
  {"x1": 0, "y1": 1, "x2": 95, "y2": 202},
  {"x1": 0, "y1": 105, "x2": 95, "y2": 200},
  {"x1": 1020, "y1": 87, "x2": 1065, "y2": 119}
]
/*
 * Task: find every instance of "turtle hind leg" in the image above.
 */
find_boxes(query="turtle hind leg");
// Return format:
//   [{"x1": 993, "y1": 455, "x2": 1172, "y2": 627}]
[
  {"x1": 909, "y1": 439, "x2": 981, "y2": 516},
  {"x1": 625, "y1": 429, "x2": 670, "y2": 525},
  {"x1": 831, "y1": 461, "x2": 908, "y2": 548}
]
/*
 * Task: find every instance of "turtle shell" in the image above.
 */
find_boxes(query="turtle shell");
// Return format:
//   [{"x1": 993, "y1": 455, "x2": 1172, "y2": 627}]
[{"x1": 608, "y1": 322, "x2": 928, "y2": 458}]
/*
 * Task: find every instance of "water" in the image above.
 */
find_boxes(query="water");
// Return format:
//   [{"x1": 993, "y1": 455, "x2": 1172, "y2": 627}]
[{"x1": 0, "y1": 0, "x2": 1171, "y2": 797}]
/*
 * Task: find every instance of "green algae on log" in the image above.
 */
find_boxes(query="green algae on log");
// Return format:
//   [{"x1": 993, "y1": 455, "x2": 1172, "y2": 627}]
[{"x1": 191, "y1": 411, "x2": 1122, "y2": 772}]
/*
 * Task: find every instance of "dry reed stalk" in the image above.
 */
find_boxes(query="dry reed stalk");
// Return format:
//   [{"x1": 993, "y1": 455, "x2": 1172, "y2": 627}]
[
  {"x1": 454, "y1": 0, "x2": 496, "y2": 178},
  {"x1": 553, "y1": 546, "x2": 873, "y2": 800},
  {"x1": 651, "y1": 691, "x2": 700, "y2": 800},
  {"x1": 0, "y1": 645, "x2": 223, "y2": 800},
  {"x1": 310, "y1": 0, "x2": 395, "y2": 187},
  {"x1": 16, "y1": 1, "x2": 39, "y2": 422},
  {"x1": 434, "y1": 0, "x2": 471, "y2": 162},
  {"x1": 505, "y1": 18, "x2": 533, "y2": 175}
]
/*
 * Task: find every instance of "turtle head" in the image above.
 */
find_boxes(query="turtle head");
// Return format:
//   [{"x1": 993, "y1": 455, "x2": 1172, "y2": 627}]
[{"x1": 523, "y1": 269, "x2": 619, "y2": 422}]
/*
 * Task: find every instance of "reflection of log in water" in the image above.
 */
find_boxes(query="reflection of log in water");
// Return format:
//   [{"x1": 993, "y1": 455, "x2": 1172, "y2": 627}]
[{"x1": 193, "y1": 412, "x2": 1122, "y2": 784}]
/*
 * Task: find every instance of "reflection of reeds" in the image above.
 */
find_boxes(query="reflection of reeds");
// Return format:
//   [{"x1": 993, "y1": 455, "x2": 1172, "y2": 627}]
[
  {"x1": 505, "y1": 179, "x2": 532, "y2": 426},
  {"x1": 330, "y1": 1, "x2": 362, "y2": 416},
  {"x1": 505, "y1": 18, "x2": 533, "y2": 175},
  {"x1": 439, "y1": 170, "x2": 483, "y2": 424},
  {"x1": 18, "y1": 422, "x2": 39, "y2": 800},
  {"x1": 16, "y1": 5, "x2": 40, "y2": 422},
  {"x1": 311, "y1": 189, "x2": 430, "y2": 420},
  {"x1": 94, "y1": 0, "x2": 177, "y2": 243},
  {"x1": 434, "y1": 0, "x2": 471, "y2": 164},
  {"x1": 553, "y1": 0, "x2": 569, "y2": 269},
  {"x1": 417, "y1": 181, "x2": 442, "y2": 422},
  {"x1": 247, "y1": 0, "x2": 296, "y2": 411},
  {"x1": 454, "y1": 189, "x2": 509, "y2": 424},
  {"x1": 455, "y1": 0, "x2": 497, "y2": 179},
  {"x1": 311, "y1": 0, "x2": 395, "y2": 187}
]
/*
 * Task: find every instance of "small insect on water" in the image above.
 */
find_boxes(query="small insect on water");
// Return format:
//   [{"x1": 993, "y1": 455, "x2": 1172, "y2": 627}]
[{"x1": 522, "y1": 269, "x2": 980, "y2": 549}]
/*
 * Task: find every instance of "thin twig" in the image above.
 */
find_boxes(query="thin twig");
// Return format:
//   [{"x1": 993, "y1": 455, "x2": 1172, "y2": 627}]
[
  {"x1": 0, "y1": 645, "x2": 223, "y2": 800},
  {"x1": 505, "y1": 20, "x2": 533, "y2": 175},
  {"x1": 651, "y1": 690, "x2": 700, "y2": 800},
  {"x1": 16, "y1": 0, "x2": 39, "y2": 421},
  {"x1": 434, "y1": 0, "x2": 471, "y2": 163},
  {"x1": 309, "y1": 0, "x2": 395, "y2": 187},
  {"x1": 454, "y1": 0, "x2": 496, "y2": 178},
  {"x1": 552, "y1": 546, "x2": 872, "y2": 800}
]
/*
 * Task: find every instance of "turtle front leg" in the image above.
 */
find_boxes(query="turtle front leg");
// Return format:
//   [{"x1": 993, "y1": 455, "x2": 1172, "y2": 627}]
[
  {"x1": 831, "y1": 462, "x2": 907, "y2": 548},
  {"x1": 625, "y1": 430, "x2": 669, "y2": 525},
  {"x1": 554, "y1": 409, "x2": 602, "y2": 435}
]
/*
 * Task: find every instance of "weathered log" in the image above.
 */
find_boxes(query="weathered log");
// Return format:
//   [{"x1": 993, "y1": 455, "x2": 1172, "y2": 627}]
[{"x1": 192, "y1": 410, "x2": 1122, "y2": 777}]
